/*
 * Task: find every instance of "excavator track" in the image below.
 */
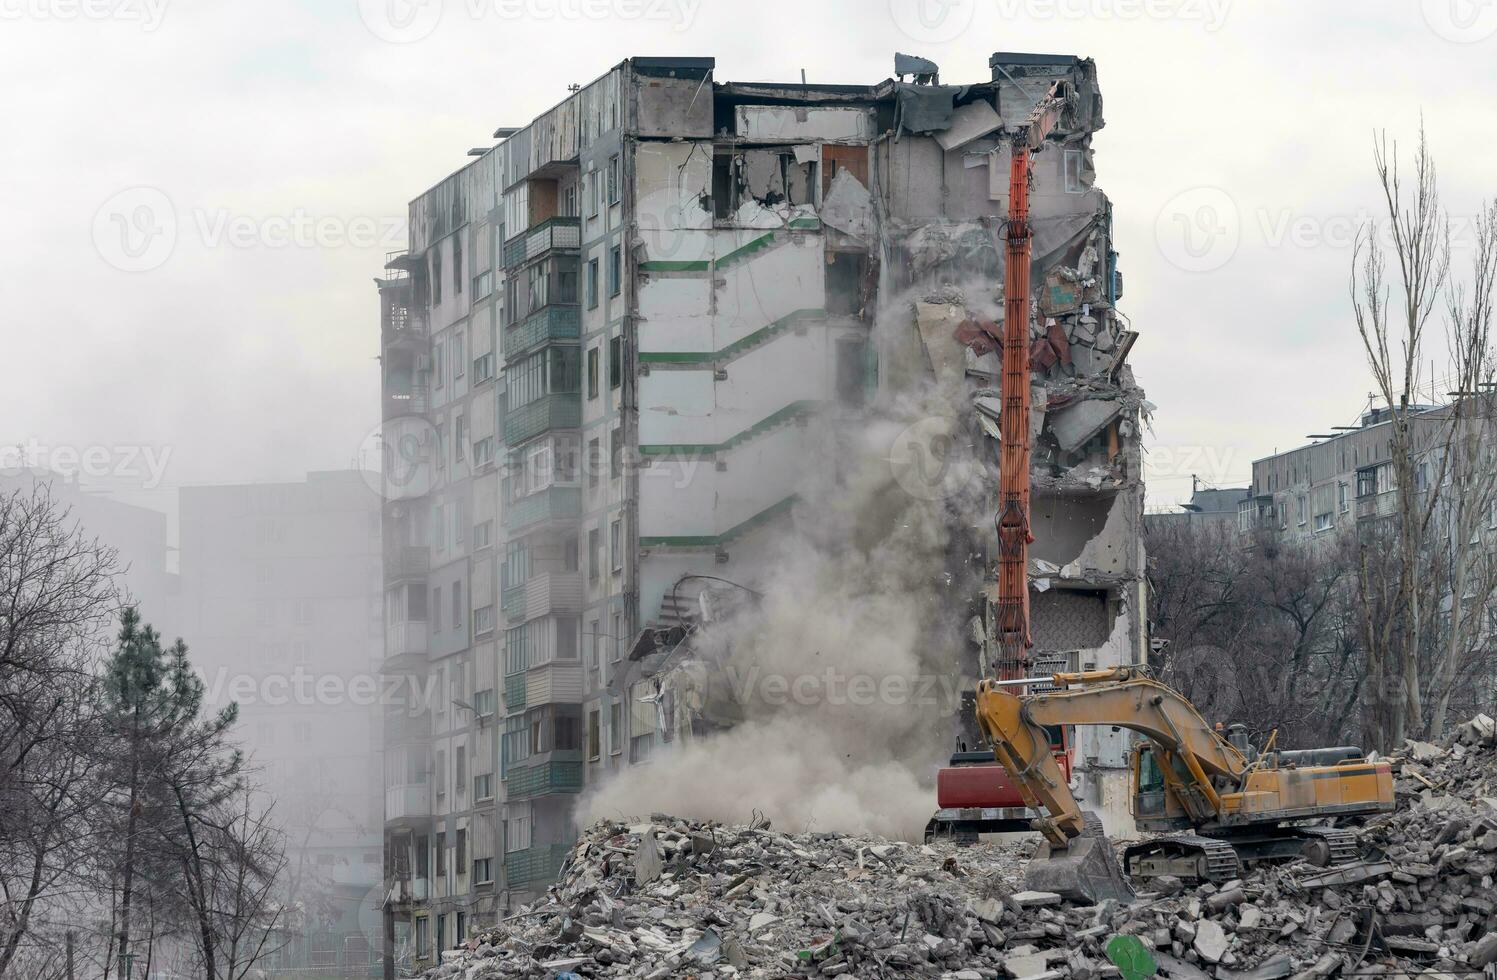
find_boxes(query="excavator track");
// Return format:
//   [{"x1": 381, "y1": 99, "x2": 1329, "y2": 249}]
[
  {"x1": 1285, "y1": 826, "x2": 1360, "y2": 866},
  {"x1": 1122, "y1": 834, "x2": 1241, "y2": 883}
]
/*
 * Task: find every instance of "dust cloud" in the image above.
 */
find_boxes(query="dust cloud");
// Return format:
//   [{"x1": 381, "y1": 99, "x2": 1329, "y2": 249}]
[{"x1": 581, "y1": 284, "x2": 999, "y2": 841}]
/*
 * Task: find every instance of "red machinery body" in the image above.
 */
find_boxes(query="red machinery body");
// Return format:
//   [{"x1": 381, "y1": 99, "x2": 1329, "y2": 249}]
[{"x1": 926, "y1": 730, "x2": 1070, "y2": 842}]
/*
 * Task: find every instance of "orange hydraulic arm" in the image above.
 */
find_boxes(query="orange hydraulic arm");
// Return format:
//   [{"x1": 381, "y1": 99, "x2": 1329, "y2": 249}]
[
  {"x1": 993, "y1": 140, "x2": 1034, "y2": 677},
  {"x1": 992, "y1": 88, "x2": 1068, "y2": 678}
]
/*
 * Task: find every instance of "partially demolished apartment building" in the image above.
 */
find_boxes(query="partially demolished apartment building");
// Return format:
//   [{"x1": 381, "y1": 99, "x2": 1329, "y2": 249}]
[{"x1": 376, "y1": 51, "x2": 1144, "y2": 964}]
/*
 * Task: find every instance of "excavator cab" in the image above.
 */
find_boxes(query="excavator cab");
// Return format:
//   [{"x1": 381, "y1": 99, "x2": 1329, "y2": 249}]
[{"x1": 1129, "y1": 743, "x2": 1192, "y2": 831}]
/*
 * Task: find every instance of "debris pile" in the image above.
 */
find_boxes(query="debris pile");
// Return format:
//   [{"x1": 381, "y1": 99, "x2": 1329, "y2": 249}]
[{"x1": 426, "y1": 715, "x2": 1497, "y2": 980}]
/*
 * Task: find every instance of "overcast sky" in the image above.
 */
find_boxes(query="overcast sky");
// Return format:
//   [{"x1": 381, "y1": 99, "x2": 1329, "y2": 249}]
[{"x1": 3, "y1": 0, "x2": 1496, "y2": 512}]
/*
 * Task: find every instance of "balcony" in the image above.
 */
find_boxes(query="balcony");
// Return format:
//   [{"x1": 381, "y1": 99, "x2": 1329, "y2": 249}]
[
  {"x1": 504, "y1": 843, "x2": 572, "y2": 888},
  {"x1": 504, "y1": 755, "x2": 584, "y2": 800},
  {"x1": 385, "y1": 621, "x2": 428, "y2": 661},
  {"x1": 504, "y1": 672, "x2": 527, "y2": 712},
  {"x1": 385, "y1": 783, "x2": 431, "y2": 825},
  {"x1": 503, "y1": 304, "x2": 580, "y2": 359},
  {"x1": 385, "y1": 546, "x2": 430, "y2": 582},
  {"x1": 503, "y1": 572, "x2": 583, "y2": 625},
  {"x1": 385, "y1": 874, "x2": 429, "y2": 909},
  {"x1": 503, "y1": 216, "x2": 581, "y2": 268},
  {"x1": 504, "y1": 392, "x2": 581, "y2": 446},
  {"x1": 505, "y1": 485, "x2": 582, "y2": 532}
]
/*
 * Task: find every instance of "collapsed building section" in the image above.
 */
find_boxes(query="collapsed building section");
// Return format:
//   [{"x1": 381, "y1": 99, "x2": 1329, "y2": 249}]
[{"x1": 623, "y1": 53, "x2": 1146, "y2": 832}]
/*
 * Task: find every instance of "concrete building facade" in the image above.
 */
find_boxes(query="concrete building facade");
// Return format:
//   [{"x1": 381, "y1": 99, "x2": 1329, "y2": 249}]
[{"x1": 376, "y1": 52, "x2": 1147, "y2": 967}]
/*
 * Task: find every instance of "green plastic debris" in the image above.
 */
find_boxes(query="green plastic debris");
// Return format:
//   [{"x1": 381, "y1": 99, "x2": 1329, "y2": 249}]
[{"x1": 1105, "y1": 934, "x2": 1157, "y2": 980}]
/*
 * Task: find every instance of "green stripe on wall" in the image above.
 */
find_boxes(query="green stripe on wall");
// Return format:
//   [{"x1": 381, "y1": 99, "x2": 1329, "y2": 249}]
[
  {"x1": 638, "y1": 401, "x2": 818, "y2": 459},
  {"x1": 638, "y1": 309, "x2": 824, "y2": 367},
  {"x1": 638, "y1": 221, "x2": 819, "y2": 274},
  {"x1": 639, "y1": 495, "x2": 799, "y2": 549}
]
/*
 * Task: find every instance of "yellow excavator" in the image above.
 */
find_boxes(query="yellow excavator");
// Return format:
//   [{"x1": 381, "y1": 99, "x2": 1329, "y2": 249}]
[{"x1": 974, "y1": 666, "x2": 1395, "y2": 902}]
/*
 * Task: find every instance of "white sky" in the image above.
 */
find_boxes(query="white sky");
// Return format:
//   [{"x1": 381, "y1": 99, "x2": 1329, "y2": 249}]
[{"x1": 4, "y1": 0, "x2": 1496, "y2": 511}]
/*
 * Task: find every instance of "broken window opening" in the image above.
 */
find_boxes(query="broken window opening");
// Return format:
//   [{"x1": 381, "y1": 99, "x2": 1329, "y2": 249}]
[{"x1": 825, "y1": 250, "x2": 869, "y2": 317}]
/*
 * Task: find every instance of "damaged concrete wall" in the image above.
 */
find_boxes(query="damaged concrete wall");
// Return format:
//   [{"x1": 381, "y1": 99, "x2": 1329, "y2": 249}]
[{"x1": 595, "y1": 53, "x2": 1146, "y2": 840}]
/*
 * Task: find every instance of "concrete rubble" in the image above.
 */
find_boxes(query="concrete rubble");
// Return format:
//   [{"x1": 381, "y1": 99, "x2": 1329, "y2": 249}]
[{"x1": 421, "y1": 715, "x2": 1497, "y2": 980}]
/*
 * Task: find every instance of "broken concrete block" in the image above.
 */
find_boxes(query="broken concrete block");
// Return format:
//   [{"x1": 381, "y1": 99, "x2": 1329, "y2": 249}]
[
  {"x1": 1010, "y1": 890, "x2": 1063, "y2": 909},
  {"x1": 1192, "y1": 921, "x2": 1227, "y2": 964},
  {"x1": 635, "y1": 829, "x2": 663, "y2": 885},
  {"x1": 934, "y1": 99, "x2": 1002, "y2": 150},
  {"x1": 1469, "y1": 932, "x2": 1497, "y2": 968},
  {"x1": 1048, "y1": 398, "x2": 1122, "y2": 453}
]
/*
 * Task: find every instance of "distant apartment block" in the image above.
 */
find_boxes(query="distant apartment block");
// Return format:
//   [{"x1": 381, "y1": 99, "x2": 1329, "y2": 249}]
[{"x1": 179, "y1": 471, "x2": 384, "y2": 974}]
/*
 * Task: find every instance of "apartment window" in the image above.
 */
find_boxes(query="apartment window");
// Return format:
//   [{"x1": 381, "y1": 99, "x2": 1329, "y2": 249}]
[
  {"x1": 562, "y1": 183, "x2": 577, "y2": 217},
  {"x1": 454, "y1": 747, "x2": 466, "y2": 798},
  {"x1": 473, "y1": 437, "x2": 494, "y2": 467},
  {"x1": 434, "y1": 832, "x2": 446, "y2": 876},
  {"x1": 474, "y1": 352, "x2": 494, "y2": 382},
  {"x1": 587, "y1": 707, "x2": 601, "y2": 760},
  {"x1": 473, "y1": 519, "x2": 493, "y2": 550},
  {"x1": 474, "y1": 270, "x2": 492, "y2": 299},
  {"x1": 608, "y1": 245, "x2": 622, "y2": 296},
  {"x1": 609, "y1": 335, "x2": 623, "y2": 389},
  {"x1": 1064, "y1": 149, "x2": 1085, "y2": 193},
  {"x1": 587, "y1": 170, "x2": 599, "y2": 217},
  {"x1": 436, "y1": 914, "x2": 447, "y2": 952},
  {"x1": 473, "y1": 688, "x2": 495, "y2": 717},
  {"x1": 1296, "y1": 495, "x2": 1307, "y2": 526},
  {"x1": 505, "y1": 346, "x2": 581, "y2": 411},
  {"x1": 453, "y1": 235, "x2": 463, "y2": 294},
  {"x1": 610, "y1": 426, "x2": 622, "y2": 479},
  {"x1": 611, "y1": 610, "x2": 623, "y2": 663},
  {"x1": 609, "y1": 700, "x2": 623, "y2": 754},
  {"x1": 1338, "y1": 481, "x2": 1349, "y2": 513},
  {"x1": 586, "y1": 257, "x2": 599, "y2": 309},
  {"x1": 454, "y1": 414, "x2": 466, "y2": 461},
  {"x1": 452, "y1": 580, "x2": 462, "y2": 633},
  {"x1": 587, "y1": 346, "x2": 600, "y2": 399},
  {"x1": 588, "y1": 437, "x2": 601, "y2": 489},
  {"x1": 1416, "y1": 462, "x2": 1430, "y2": 491},
  {"x1": 588, "y1": 618, "x2": 601, "y2": 686},
  {"x1": 473, "y1": 857, "x2": 493, "y2": 883},
  {"x1": 1314, "y1": 512, "x2": 1333, "y2": 533},
  {"x1": 455, "y1": 828, "x2": 467, "y2": 873},
  {"x1": 505, "y1": 804, "x2": 532, "y2": 853},
  {"x1": 433, "y1": 342, "x2": 445, "y2": 388},
  {"x1": 473, "y1": 605, "x2": 495, "y2": 634},
  {"x1": 505, "y1": 624, "x2": 530, "y2": 675},
  {"x1": 415, "y1": 918, "x2": 430, "y2": 960},
  {"x1": 588, "y1": 528, "x2": 601, "y2": 581},
  {"x1": 431, "y1": 250, "x2": 443, "y2": 306},
  {"x1": 610, "y1": 518, "x2": 623, "y2": 572},
  {"x1": 432, "y1": 585, "x2": 442, "y2": 631},
  {"x1": 607, "y1": 154, "x2": 620, "y2": 204},
  {"x1": 454, "y1": 332, "x2": 465, "y2": 377}
]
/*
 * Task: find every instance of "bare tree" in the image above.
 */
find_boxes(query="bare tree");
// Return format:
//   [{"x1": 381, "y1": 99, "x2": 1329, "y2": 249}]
[
  {"x1": 1351, "y1": 125, "x2": 1452, "y2": 749},
  {"x1": 0, "y1": 487, "x2": 120, "y2": 977}
]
